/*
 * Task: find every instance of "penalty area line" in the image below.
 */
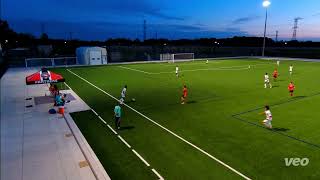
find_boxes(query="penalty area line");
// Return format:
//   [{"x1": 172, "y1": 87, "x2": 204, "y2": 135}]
[
  {"x1": 67, "y1": 68, "x2": 251, "y2": 180},
  {"x1": 119, "y1": 66, "x2": 154, "y2": 74}
]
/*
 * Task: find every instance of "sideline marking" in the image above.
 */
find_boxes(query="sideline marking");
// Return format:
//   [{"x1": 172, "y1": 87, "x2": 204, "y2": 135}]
[
  {"x1": 152, "y1": 168, "x2": 164, "y2": 180},
  {"x1": 118, "y1": 135, "x2": 132, "y2": 148},
  {"x1": 91, "y1": 109, "x2": 98, "y2": 116},
  {"x1": 132, "y1": 149, "x2": 150, "y2": 167},
  {"x1": 106, "y1": 124, "x2": 118, "y2": 135},
  {"x1": 98, "y1": 116, "x2": 107, "y2": 124},
  {"x1": 67, "y1": 68, "x2": 251, "y2": 180},
  {"x1": 64, "y1": 82, "x2": 164, "y2": 177}
]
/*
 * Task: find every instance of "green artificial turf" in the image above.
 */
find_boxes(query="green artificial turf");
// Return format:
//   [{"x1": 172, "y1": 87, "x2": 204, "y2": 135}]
[{"x1": 57, "y1": 59, "x2": 320, "y2": 180}]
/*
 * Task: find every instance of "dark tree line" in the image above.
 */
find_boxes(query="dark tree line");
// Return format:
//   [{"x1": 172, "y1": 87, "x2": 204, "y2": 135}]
[{"x1": 1, "y1": 19, "x2": 320, "y2": 56}]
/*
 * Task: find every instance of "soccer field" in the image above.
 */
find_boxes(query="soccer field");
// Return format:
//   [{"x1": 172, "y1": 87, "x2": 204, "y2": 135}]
[{"x1": 54, "y1": 58, "x2": 320, "y2": 180}]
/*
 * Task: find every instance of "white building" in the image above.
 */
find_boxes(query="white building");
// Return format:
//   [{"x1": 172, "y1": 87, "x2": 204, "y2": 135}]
[{"x1": 76, "y1": 47, "x2": 108, "y2": 65}]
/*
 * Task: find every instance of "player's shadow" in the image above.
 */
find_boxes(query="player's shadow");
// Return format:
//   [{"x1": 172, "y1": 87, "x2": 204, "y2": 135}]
[
  {"x1": 119, "y1": 126, "x2": 135, "y2": 131},
  {"x1": 272, "y1": 85, "x2": 279, "y2": 88},
  {"x1": 272, "y1": 127, "x2": 290, "y2": 132},
  {"x1": 187, "y1": 100, "x2": 197, "y2": 104},
  {"x1": 293, "y1": 95, "x2": 306, "y2": 99}
]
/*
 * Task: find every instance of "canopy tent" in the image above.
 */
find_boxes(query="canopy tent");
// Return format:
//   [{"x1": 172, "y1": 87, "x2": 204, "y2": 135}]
[{"x1": 26, "y1": 68, "x2": 65, "y2": 85}]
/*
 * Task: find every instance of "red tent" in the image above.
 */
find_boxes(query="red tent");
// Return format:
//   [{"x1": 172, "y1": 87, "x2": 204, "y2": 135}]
[{"x1": 26, "y1": 68, "x2": 65, "y2": 85}]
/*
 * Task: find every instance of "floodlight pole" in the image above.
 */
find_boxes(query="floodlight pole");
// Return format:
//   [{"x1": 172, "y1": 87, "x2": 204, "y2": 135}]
[{"x1": 262, "y1": 7, "x2": 268, "y2": 57}]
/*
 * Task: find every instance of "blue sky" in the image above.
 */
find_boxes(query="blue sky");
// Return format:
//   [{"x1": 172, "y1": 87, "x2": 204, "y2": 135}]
[{"x1": 3, "y1": 0, "x2": 320, "y2": 41}]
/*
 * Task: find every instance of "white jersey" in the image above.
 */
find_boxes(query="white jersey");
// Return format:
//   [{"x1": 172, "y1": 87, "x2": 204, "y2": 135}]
[
  {"x1": 277, "y1": 61, "x2": 280, "y2": 65},
  {"x1": 121, "y1": 88, "x2": 127, "y2": 98},
  {"x1": 264, "y1": 74, "x2": 270, "y2": 82},
  {"x1": 289, "y1": 66, "x2": 293, "y2": 72},
  {"x1": 265, "y1": 110, "x2": 272, "y2": 120},
  {"x1": 176, "y1": 67, "x2": 179, "y2": 73}
]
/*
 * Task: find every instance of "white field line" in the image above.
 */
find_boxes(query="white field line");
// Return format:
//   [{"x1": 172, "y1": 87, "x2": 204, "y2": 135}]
[
  {"x1": 91, "y1": 109, "x2": 99, "y2": 116},
  {"x1": 67, "y1": 68, "x2": 251, "y2": 180},
  {"x1": 132, "y1": 149, "x2": 150, "y2": 167},
  {"x1": 120, "y1": 63, "x2": 271, "y2": 75},
  {"x1": 65, "y1": 82, "x2": 163, "y2": 178},
  {"x1": 161, "y1": 61, "x2": 221, "y2": 66},
  {"x1": 106, "y1": 124, "x2": 118, "y2": 135},
  {"x1": 118, "y1": 135, "x2": 131, "y2": 148},
  {"x1": 98, "y1": 116, "x2": 107, "y2": 124},
  {"x1": 152, "y1": 168, "x2": 164, "y2": 180},
  {"x1": 119, "y1": 66, "x2": 154, "y2": 74}
]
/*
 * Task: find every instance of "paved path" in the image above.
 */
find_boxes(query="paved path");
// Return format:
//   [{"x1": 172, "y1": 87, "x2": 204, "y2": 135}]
[{"x1": 1, "y1": 68, "x2": 109, "y2": 180}]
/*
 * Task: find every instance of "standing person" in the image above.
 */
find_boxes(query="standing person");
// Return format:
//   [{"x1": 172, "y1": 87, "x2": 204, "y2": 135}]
[
  {"x1": 289, "y1": 64, "x2": 293, "y2": 75},
  {"x1": 114, "y1": 104, "x2": 122, "y2": 130},
  {"x1": 277, "y1": 60, "x2": 280, "y2": 66},
  {"x1": 120, "y1": 85, "x2": 127, "y2": 104},
  {"x1": 181, "y1": 85, "x2": 188, "y2": 104},
  {"x1": 261, "y1": 105, "x2": 273, "y2": 129},
  {"x1": 264, "y1": 73, "x2": 272, "y2": 88},
  {"x1": 288, "y1": 81, "x2": 295, "y2": 97},
  {"x1": 273, "y1": 69, "x2": 278, "y2": 82},
  {"x1": 176, "y1": 66, "x2": 179, "y2": 77}
]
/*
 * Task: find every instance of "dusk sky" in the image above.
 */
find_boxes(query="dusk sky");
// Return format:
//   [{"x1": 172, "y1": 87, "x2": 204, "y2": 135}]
[{"x1": 3, "y1": 0, "x2": 320, "y2": 41}]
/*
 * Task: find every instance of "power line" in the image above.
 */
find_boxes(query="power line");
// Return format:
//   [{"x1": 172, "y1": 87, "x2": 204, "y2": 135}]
[
  {"x1": 143, "y1": 19, "x2": 147, "y2": 41},
  {"x1": 292, "y1": 17, "x2": 303, "y2": 40}
]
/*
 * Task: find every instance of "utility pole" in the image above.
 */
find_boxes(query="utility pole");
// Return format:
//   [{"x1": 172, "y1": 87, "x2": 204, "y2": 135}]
[
  {"x1": 292, "y1": 17, "x2": 302, "y2": 41},
  {"x1": 275, "y1": 30, "x2": 278, "y2": 42},
  {"x1": 0, "y1": 0, "x2": 2, "y2": 20},
  {"x1": 41, "y1": 23, "x2": 45, "y2": 35},
  {"x1": 69, "y1": 32, "x2": 73, "y2": 40},
  {"x1": 143, "y1": 19, "x2": 147, "y2": 41}
]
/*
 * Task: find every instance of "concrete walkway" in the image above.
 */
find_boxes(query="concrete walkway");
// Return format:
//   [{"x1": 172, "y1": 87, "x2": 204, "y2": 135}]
[{"x1": 1, "y1": 68, "x2": 109, "y2": 180}]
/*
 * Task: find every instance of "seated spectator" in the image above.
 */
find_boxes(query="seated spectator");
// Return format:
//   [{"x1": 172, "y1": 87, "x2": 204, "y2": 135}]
[
  {"x1": 53, "y1": 84, "x2": 59, "y2": 97},
  {"x1": 49, "y1": 83, "x2": 55, "y2": 96}
]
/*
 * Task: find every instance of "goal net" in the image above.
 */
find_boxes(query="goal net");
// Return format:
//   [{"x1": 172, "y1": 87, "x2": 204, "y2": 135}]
[
  {"x1": 25, "y1": 57, "x2": 77, "y2": 67},
  {"x1": 160, "y1": 53, "x2": 194, "y2": 63}
]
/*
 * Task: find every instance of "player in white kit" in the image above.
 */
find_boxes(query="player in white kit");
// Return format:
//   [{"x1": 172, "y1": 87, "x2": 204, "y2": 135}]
[
  {"x1": 120, "y1": 85, "x2": 127, "y2": 104},
  {"x1": 176, "y1": 66, "x2": 179, "y2": 77},
  {"x1": 261, "y1": 105, "x2": 273, "y2": 129},
  {"x1": 264, "y1": 73, "x2": 272, "y2": 88},
  {"x1": 277, "y1": 60, "x2": 280, "y2": 66},
  {"x1": 289, "y1": 65, "x2": 293, "y2": 75}
]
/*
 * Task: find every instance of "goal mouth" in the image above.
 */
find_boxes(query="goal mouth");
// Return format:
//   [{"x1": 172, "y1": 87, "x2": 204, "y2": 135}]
[{"x1": 160, "y1": 53, "x2": 194, "y2": 63}]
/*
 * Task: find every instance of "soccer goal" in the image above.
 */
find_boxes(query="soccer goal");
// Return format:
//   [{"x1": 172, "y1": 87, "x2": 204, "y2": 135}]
[
  {"x1": 160, "y1": 53, "x2": 194, "y2": 63},
  {"x1": 25, "y1": 57, "x2": 77, "y2": 67}
]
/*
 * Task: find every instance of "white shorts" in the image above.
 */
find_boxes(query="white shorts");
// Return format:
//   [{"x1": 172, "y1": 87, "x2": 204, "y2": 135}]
[
  {"x1": 263, "y1": 119, "x2": 272, "y2": 125},
  {"x1": 265, "y1": 80, "x2": 270, "y2": 83}
]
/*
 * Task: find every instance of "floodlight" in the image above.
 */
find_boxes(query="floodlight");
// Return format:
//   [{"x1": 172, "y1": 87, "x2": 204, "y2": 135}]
[{"x1": 263, "y1": 0, "x2": 271, "y2": 8}]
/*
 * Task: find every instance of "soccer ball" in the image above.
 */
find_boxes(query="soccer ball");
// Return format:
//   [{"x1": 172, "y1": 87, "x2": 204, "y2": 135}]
[{"x1": 131, "y1": 98, "x2": 136, "y2": 102}]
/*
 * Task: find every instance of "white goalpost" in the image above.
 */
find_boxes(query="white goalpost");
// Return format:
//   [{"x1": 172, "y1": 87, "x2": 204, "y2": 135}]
[{"x1": 160, "y1": 53, "x2": 194, "y2": 63}]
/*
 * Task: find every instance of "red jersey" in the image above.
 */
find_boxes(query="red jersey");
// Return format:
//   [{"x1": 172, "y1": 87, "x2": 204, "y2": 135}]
[
  {"x1": 183, "y1": 87, "x2": 188, "y2": 97},
  {"x1": 273, "y1": 70, "x2": 278, "y2": 77},
  {"x1": 288, "y1": 83, "x2": 295, "y2": 91}
]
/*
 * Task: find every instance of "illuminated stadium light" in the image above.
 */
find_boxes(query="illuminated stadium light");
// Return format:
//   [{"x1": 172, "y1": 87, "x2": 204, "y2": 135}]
[
  {"x1": 262, "y1": 0, "x2": 271, "y2": 56},
  {"x1": 263, "y1": 0, "x2": 271, "y2": 8}
]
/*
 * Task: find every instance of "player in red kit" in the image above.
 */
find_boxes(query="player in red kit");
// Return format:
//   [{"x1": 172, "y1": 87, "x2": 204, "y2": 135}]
[
  {"x1": 273, "y1": 69, "x2": 278, "y2": 81},
  {"x1": 181, "y1": 85, "x2": 188, "y2": 104},
  {"x1": 288, "y1": 82, "x2": 295, "y2": 97}
]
